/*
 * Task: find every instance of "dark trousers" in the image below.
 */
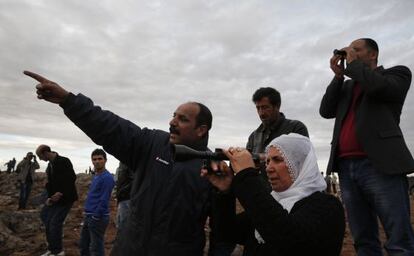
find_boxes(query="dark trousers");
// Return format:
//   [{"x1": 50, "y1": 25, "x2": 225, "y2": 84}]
[
  {"x1": 339, "y1": 158, "x2": 414, "y2": 255},
  {"x1": 40, "y1": 202, "x2": 73, "y2": 254},
  {"x1": 18, "y1": 182, "x2": 32, "y2": 209},
  {"x1": 79, "y1": 215, "x2": 109, "y2": 256}
]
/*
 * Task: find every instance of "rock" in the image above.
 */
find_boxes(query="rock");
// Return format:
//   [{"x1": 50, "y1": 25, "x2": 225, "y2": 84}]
[
  {"x1": 0, "y1": 171, "x2": 114, "y2": 256},
  {"x1": 1, "y1": 170, "x2": 408, "y2": 255}
]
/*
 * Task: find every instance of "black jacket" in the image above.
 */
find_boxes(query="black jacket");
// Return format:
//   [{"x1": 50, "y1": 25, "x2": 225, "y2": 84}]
[
  {"x1": 115, "y1": 162, "x2": 134, "y2": 202},
  {"x1": 320, "y1": 60, "x2": 414, "y2": 175},
  {"x1": 246, "y1": 113, "x2": 308, "y2": 154},
  {"x1": 213, "y1": 168, "x2": 345, "y2": 256},
  {"x1": 61, "y1": 93, "x2": 212, "y2": 256},
  {"x1": 45, "y1": 154, "x2": 78, "y2": 205}
]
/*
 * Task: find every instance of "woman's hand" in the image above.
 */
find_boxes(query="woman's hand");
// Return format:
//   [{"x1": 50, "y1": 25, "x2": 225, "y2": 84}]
[{"x1": 223, "y1": 147, "x2": 255, "y2": 174}]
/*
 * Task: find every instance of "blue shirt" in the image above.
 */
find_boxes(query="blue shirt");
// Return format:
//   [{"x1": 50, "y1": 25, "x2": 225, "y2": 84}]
[{"x1": 84, "y1": 170, "x2": 115, "y2": 217}]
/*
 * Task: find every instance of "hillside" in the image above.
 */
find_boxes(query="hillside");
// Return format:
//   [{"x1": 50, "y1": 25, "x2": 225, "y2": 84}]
[
  {"x1": 1, "y1": 171, "x2": 413, "y2": 255},
  {"x1": 0, "y1": 171, "x2": 116, "y2": 256}
]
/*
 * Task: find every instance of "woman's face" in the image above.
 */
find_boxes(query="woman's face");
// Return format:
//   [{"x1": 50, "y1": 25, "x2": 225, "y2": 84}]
[{"x1": 265, "y1": 147, "x2": 293, "y2": 192}]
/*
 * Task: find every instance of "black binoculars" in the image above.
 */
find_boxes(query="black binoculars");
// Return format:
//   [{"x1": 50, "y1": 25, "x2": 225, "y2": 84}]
[
  {"x1": 333, "y1": 49, "x2": 347, "y2": 57},
  {"x1": 172, "y1": 144, "x2": 260, "y2": 162}
]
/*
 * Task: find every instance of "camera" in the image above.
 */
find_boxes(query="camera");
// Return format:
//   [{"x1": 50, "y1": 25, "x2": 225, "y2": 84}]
[{"x1": 333, "y1": 49, "x2": 347, "y2": 57}]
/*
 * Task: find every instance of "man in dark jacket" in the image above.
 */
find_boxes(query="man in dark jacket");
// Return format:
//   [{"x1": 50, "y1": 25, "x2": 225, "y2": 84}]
[
  {"x1": 247, "y1": 87, "x2": 309, "y2": 157},
  {"x1": 114, "y1": 162, "x2": 133, "y2": 231},
  {"x1": 320, "y1": 38, "x2": 414, "y2": 255},
  {"x1": 36, "y1": 145, "x2": 78, "y2": 256},
  {"x1": 246, "y1": 87, "x2": 309, "y2": 187},
  {"x1": 24, "y1": 70, "x2": 214, "y2": 256}
]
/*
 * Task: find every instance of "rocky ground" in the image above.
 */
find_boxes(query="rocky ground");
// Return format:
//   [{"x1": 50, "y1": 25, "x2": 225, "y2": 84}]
[{"x1": 0, "y1": 171, "x2": 413, "y2": 256}]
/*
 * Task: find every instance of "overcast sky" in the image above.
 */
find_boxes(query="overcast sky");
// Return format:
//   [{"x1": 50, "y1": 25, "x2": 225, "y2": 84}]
[{"x1": 1, "y1": 0, "x2": 414, "y2": 174}]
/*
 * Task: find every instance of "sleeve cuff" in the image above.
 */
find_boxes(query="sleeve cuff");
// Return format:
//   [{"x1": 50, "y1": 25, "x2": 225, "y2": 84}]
[
  {"x1": 233, "y1": 168, "x2": 259, "y2": 185},
  {"x1": 59, "y1": 92, "x2": 76, "y2": 108}
]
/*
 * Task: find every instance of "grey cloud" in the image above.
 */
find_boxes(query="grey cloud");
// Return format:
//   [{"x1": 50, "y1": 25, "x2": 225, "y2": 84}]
[{"x1": 1, "y1": 0, "x2": 414, "y2": 172}]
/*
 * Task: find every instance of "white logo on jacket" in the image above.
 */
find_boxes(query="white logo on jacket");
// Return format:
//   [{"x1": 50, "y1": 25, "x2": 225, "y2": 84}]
[{"x1": 155, "y1": 157, "x2": 170, "y2": 165}]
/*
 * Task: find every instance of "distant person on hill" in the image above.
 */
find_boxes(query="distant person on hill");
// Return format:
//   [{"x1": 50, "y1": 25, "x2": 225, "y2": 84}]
[
  {"x1": 3, "y1": 161, "x2": 10, "y2": 172},
  {"x1": 4, "y1": 157, "x2": 16, "y2": 173},
  {"x1": 10, "y1": 157, "x2": 16, "y2": 172},
  {"x1": 79, "y1": 149, "x2": 115, "y2": 256},
  {"x1": 16, "y1": 152, "x2": 39, "y2": 210},
  {"x1": 36, "y1": 144, "x2": 78, "y2": 256}
]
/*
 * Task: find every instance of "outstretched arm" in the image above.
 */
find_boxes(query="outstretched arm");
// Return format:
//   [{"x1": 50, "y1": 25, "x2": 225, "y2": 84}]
[{"x1": 23, "y1": 70, "x2": 152, "y2": 170}]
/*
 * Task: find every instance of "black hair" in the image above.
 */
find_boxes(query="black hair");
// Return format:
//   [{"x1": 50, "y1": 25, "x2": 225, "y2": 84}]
[
  {"x1": 190, "y1": 102, "x2": 212, "y2": 139},
  {"x1": 193, "y1": 103, "x2": 212, "y2": 130},
  {"x1": 91, "y1": 148, "x2": 107, "y2": 160},
  {"x1": 360, "y1": 38, "x2": 379, "y2": 52},
  {"x1": 252, "y1": 87, "x2": 281, "y2": 108},
  {"x1": 360, "y1": 38, "x2": 379, "y2": 61}
]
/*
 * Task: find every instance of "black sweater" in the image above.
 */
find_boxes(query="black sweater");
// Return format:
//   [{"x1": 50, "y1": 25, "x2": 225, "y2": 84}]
[
  {"x1": 213, "y1": 168, "x2": 345, "y2": 256},
  {"x1": 46, "y1": 154, "x2": 78, "y2": 204}
]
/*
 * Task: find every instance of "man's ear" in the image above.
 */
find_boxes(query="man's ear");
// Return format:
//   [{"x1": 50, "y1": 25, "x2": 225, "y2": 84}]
[
  {"x1": 369, "y1": 50, "x2": 378, "y2": 61},
  {"x1": 196, "y1": 125, "x2": 208, "y2": 138}
]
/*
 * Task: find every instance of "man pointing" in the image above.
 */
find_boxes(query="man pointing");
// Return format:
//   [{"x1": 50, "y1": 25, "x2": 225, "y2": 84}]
[{"x1": 24, "y1": 70, "x2": 214, "y2": 256}]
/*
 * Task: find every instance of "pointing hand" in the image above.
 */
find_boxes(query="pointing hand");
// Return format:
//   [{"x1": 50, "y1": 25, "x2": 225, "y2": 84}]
[{"x1": 23, "y1": 71, "x2": 69, "y2": 104}]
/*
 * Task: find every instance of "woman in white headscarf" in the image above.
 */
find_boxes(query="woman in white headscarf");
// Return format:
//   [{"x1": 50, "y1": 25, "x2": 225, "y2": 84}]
[{"x1": 203, "y1": 133, "x2": 345, "y2": 256}]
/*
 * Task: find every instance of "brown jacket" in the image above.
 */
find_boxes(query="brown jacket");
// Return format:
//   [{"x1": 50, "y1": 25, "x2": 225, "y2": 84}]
[{"x1": 16, "y1": 158, "x2": 39, "y2": 184}]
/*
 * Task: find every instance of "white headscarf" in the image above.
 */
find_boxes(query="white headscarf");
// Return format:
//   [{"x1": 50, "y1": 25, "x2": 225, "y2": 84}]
[{"x1": 255, "y1": 133, "x2": 327, "y2": 244}]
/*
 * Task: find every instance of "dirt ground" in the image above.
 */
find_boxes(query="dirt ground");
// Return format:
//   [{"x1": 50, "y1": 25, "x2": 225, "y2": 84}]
[
  {"x1": 1, "y1": 171, "x2": 413, "y2": 256},
  {"x1": 66, "y1": 194, "x2": 414, "y2": 256}
]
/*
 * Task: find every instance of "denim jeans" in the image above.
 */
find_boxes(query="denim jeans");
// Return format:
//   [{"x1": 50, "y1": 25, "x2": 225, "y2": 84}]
[
  {"x1": 18, "y1": 182, "x2": 32, "y2": 209},
  {"x1": 338, "y1": 158, "x2": 414, "y2": 256},
  {"x1": 79, "y1": 215, "x2": 109, "y2": 256},
  {"x1": 116, "y1": 200, "x2": 130, "y2": 231},
  {"x1": 40, "y1": 202, "x2": 73, "y2": 254}
]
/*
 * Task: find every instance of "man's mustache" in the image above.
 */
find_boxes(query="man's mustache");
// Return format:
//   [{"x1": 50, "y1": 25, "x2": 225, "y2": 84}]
[{"x1": 169, "y1": 126, "x2": 180, "y2": 135}]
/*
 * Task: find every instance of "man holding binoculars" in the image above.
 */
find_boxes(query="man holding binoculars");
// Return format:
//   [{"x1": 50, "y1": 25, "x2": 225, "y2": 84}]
[{"x1": 320, "y1": 38, "x2": 414, "y2": 255}]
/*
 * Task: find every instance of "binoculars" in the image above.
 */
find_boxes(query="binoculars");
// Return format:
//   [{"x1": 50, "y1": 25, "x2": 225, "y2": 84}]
[
  {"x1": 172, "y1": 144, "x2": 260, "y2": 162},
  {"x1": 333, "y1": 49, "x2": 347, "y2": 57}
]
